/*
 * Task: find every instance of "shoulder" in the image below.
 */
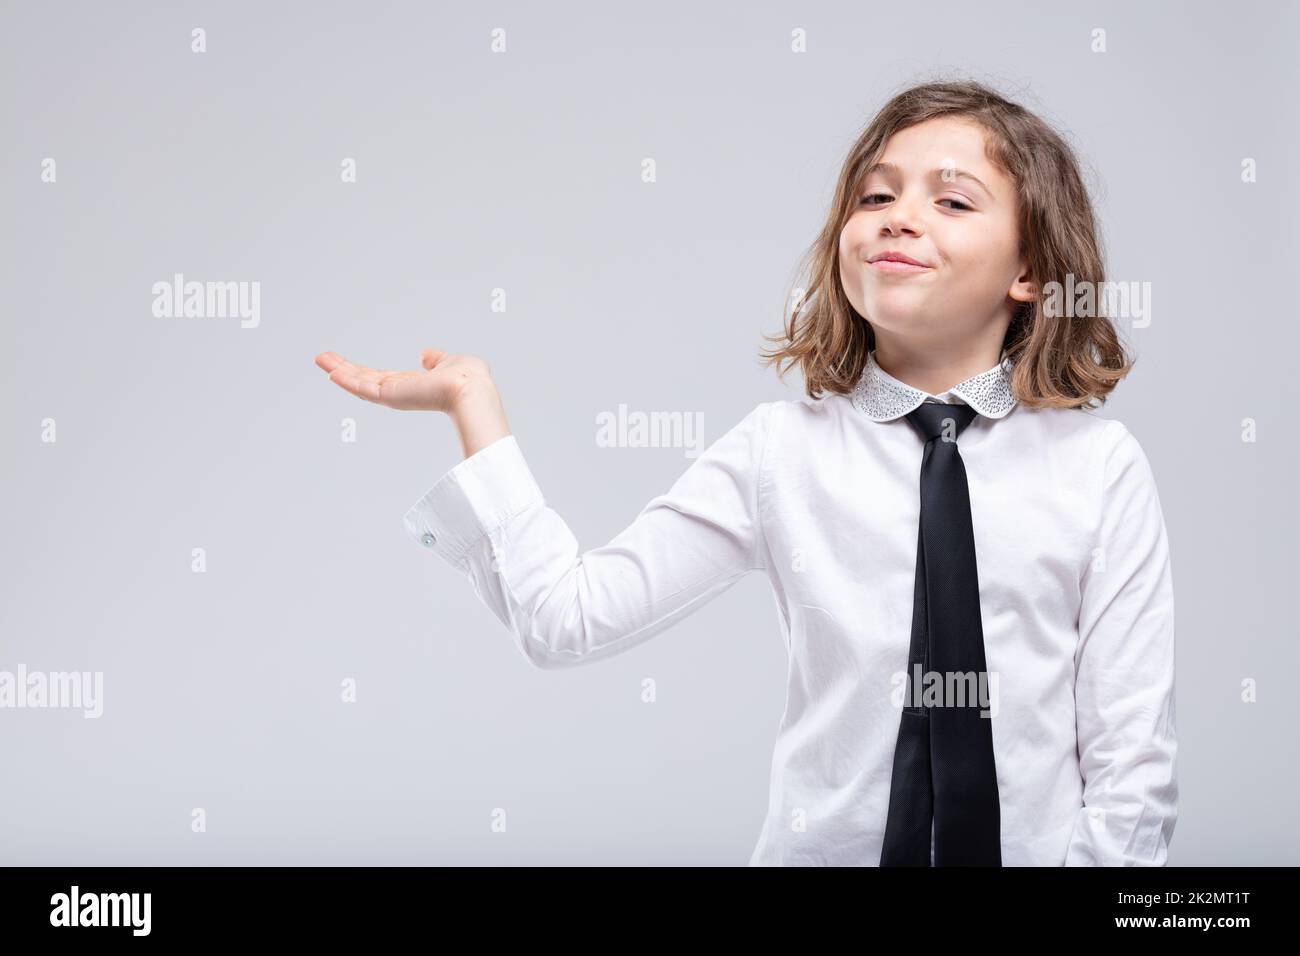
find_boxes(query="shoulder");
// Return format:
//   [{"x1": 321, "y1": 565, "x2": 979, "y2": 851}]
[
  {"x1": 989, "y1": 406, "x2": 1168, "y2": 498},
  {"x1": 763, "y1": 393, "x2": 845, "y2": 425},
  {"x1": 752, "y1": 393, "x2": 847, "y2": 446},
  {"x1": 732, "y1": 395, "x2": 834, "y2": 436},
  {"x1": 1074, "y1": 410, "x2": 1154, "y2": 467},
  {"x1": 715, "y1": 396, "x2": 838, "y2": 475},
  {"x1": 1066, "y1": 411, "x2": 1166, "y2": 505},
  {"x1": 1007, "y1": 404, "x2": 1144, "y2": 459}
]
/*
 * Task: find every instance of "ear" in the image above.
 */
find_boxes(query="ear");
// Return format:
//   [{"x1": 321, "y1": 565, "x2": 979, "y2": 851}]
[{"x1": 1008, "y1": 261, "x2": 1037, "y2": 305}]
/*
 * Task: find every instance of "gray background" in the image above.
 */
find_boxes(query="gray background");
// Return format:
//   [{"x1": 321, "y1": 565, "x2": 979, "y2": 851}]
[{"x1": 2, "y1": 0, "x2": 1296, "y2": 865}]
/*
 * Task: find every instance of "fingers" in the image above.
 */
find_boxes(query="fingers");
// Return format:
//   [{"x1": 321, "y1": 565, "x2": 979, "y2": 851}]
[
  {"x1": 325, "y1": 366, "x2": 373, "y2": 402},
  {"x1": 327, "y1": 366, "x2": 387, "y2": 403},
  {"x1": 327, "y1": 366, "x2": 426, "y2": 409},
  {"x1": 318, "y1": 352, "x2": 386, "y2": 384},
  {"x1": 314, "y1": 353, "x2": 379, "y2": 379},
  {"x1": 323, "y1": 355, "x2": 387, "y2": 404},
  {"x1": 317, "y1": 350, "x2": 438, "y2": 409},
  {"x1": 317, "y1": 351, "x2": 371, "y2": 378}
]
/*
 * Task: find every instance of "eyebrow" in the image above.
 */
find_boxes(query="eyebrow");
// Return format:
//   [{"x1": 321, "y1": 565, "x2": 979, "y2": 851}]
[{"x1": 861, "y1": 161, "x2": 995, "y2": 200}]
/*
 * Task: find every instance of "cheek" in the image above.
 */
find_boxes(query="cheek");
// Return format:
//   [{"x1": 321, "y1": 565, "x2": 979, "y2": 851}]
[
  {"x1": 948, "y1": 221, "x2": 1018, "y2": 279},
  {"x1": 836, "y1": 225, "x2": 853, "y2": 263},
  {"x1": 837, "y1": 221, "x2": 869, "y2": 274},
  {"x1": 835, "y1": 235, "x2": 852, "y2": 284}
]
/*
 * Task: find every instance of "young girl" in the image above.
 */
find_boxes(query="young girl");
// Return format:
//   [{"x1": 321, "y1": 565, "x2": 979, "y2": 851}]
[{"x1": 314, "y1": 80, "x2": 1177, "y2": 867}]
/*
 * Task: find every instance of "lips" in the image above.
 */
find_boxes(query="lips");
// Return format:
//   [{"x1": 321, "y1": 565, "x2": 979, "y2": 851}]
[
  {"x1": 869, "y1": 258, "x2": 931, "y2": 274},
  {"x1": 868, "y1": 251, "x2": 930, "y2": 268}
]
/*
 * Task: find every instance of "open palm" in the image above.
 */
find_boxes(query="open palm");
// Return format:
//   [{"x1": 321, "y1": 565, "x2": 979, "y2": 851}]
[{"x1": 314, "y1": 349, "x2": 491, "y2": 412}]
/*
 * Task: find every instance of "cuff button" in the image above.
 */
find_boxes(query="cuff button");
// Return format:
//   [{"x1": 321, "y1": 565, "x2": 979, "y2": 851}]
[{"x1": 421, "y1": 532, "x2": 436, "y2": 547}]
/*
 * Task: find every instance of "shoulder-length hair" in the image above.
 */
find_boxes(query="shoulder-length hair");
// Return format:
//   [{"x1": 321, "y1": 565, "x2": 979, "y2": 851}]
[{"x1": 759, "y1": 78, "x2": 1131, "y2": 409}]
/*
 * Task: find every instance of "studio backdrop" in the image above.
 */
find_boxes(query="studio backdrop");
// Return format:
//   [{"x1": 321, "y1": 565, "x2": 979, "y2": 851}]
[{"x1": 1, "y1": 0, "x2": 1296, "y2": 865}]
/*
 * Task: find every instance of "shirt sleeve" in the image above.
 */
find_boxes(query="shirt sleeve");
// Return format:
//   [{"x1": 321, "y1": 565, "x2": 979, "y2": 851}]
[
  {"x1": 1065, "y1": 420, "x2": 1178, "y2": 866},
  {"x1": 402, "y1": 401, "x2": 774, "y2": 669}
]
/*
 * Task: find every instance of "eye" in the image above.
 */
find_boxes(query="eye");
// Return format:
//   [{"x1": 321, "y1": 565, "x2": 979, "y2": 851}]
[{"x1": 859, "y1": 193, "x2": 973, "y2": 211}]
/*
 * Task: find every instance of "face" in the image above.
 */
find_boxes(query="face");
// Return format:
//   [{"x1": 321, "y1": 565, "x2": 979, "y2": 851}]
[{"x1": 838, "y1": 116, "x2": 1034, "y2": 352}]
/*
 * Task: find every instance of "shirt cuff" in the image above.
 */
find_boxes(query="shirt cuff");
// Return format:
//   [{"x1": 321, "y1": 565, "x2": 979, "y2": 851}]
[{"x1": 402, "y1": 434, "x2": 545, "y2": 571}]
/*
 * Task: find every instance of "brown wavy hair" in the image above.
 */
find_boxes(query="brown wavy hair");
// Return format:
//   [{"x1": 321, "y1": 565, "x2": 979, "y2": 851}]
[{"x1": 759, "y1": 77, "x2": 1132, "y2": 410}]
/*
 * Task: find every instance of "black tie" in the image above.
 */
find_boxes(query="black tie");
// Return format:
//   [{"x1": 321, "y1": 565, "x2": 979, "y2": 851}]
[{"x1": 880, "y1": 402, "x2": 1002, "y2": 866}]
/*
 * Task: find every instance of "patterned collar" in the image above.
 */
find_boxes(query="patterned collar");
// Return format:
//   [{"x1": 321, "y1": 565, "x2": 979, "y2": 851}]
[{"x1": 850, "y1": 349, "x2": 1017, "y2": 422}]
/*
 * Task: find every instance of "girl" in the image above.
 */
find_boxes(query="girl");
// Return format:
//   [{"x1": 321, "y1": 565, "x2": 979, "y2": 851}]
[{"x1": 314, "y1": 80, "x2": 1177, "y2": 867}]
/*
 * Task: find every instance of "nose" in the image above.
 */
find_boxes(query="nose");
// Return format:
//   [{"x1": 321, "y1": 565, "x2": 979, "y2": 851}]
[{"x1": 879, "y1": 190, "x2": 925, "y2": 237}]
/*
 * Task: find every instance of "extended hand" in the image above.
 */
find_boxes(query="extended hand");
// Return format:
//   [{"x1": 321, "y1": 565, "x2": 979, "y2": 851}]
[{"x1": 314, "y1": 349, "x2": 493, "y2": 413}]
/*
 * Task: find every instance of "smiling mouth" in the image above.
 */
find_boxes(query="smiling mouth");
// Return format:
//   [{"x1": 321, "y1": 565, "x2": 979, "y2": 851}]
[{"x1": 869, "y1": 259, "x2": 932, "y2": 273}]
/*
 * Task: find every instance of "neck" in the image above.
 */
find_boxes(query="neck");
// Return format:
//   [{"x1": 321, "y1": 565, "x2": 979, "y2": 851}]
[{"x1": 872, "y1": 333, "x2": 1005, "y2": 397}]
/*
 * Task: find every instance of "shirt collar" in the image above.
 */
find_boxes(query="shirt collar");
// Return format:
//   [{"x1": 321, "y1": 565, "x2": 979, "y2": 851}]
[{"x1": 850, "y1": 348, "x2": 1017, "y2": 422}]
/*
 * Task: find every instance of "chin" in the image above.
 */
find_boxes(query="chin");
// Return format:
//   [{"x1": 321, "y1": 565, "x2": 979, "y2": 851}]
[{"x1": 860, "y1": 297, "x2": 932, "y2": 331}]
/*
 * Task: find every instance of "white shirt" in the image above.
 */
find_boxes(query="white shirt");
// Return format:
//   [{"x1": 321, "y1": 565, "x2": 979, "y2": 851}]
[{"x1": 403, "y1": 349, "x2": 1178, "y2": 866}]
